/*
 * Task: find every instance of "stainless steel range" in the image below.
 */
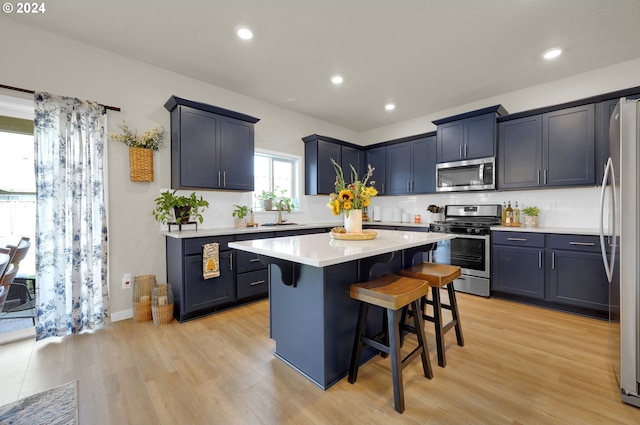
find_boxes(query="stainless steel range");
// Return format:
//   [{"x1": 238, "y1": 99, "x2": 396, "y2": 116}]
[{"x1": 429, "y1": 204, "x2": 502, "y2": 297}]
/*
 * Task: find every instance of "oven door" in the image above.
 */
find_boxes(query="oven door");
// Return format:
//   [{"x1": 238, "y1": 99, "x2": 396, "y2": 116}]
[{"x1": 431, "y1": 233, "x2": 490, "y2": 278}]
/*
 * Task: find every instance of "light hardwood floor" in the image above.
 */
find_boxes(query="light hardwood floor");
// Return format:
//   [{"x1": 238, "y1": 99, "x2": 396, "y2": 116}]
[{"x1": 2, "y1": 293, "x2": 640, "y2": 425}]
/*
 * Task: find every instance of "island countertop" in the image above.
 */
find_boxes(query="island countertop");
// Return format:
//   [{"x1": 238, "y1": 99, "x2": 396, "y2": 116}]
[{"x1": 228, "y1": 229, "x2": 455, "y2": 268}]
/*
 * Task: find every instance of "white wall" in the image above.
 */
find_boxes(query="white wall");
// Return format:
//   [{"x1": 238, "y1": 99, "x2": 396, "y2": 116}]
[{"x1": 3, "y1": 17, "x2": 640, "y2": 319}]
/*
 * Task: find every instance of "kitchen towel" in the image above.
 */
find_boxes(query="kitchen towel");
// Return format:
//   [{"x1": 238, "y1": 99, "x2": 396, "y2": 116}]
[{"x1": 203, "y1": 243, "x2": 220, "y2": 279}]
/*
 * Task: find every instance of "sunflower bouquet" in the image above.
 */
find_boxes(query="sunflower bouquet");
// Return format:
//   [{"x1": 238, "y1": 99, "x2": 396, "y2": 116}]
[{"x1": 327, "y1": 158, "x2": 377, "y2": 216}]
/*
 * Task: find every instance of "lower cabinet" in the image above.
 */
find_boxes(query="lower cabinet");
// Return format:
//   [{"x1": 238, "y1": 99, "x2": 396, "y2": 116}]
[
  {"x1": 166, "y1": 228, "x2": 326, "y2": 322},
  {"x1": 491, "y1": 231, "x2": 608, "y2": 316}
]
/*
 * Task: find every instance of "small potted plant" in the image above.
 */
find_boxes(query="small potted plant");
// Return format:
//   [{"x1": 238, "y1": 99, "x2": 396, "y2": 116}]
[
  {"x1": 522, "y1": 206, "x2": 540, "y2": 228},
  {"x1": 232, "y1": 205, "x2": 251, "y2": 228},
  {"x1": 153, "y1": 190, "x2": 209, "y2": 225},
  {"x1": 256, "y1": 190, "x2": 276, "y2": 211}
]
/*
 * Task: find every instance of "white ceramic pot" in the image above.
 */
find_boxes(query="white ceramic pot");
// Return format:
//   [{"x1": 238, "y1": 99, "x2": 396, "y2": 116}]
[
  {"x1": 234, "y1": 218, "x2": 248, "y2": 228},
  {"x1": 344, "y1": 209, "x2": 363, "y2": 233},
  {"x1": 523, "y1": 215, "x2": 538, "y2": 228}
]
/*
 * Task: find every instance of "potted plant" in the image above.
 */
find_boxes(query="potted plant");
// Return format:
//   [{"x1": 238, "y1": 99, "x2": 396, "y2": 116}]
[
  {"x1": 522, "y1": 206, "x2": 540, "y2": 228},
  {"x1": 232, "y1": 205, "x2": 251, "y2": 228},
  {"x1": 110, "y1": 121, "x2": 164, "y2": 182},
  {"x1": 153, "y1": 190, "x2": 209, "y2": 225},
  {"x1": 256, "y1": 190, "x2": 276, "y2": 211}
]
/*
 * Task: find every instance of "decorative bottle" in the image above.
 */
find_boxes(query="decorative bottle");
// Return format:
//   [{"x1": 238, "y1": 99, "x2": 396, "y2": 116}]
[
  {"x1": 514, "y1": 202, "x2": 520, "y2": 224},
  {"x1": 505, "y1": 201, "x2": 514, "y2": 224},
  {"x1": 502, "y1": 202, "x2": 507, "y2": 223}
]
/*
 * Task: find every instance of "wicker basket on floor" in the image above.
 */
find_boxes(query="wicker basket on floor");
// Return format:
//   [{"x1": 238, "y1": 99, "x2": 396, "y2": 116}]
[
  {"x1": 133, "y1": 274, "x2": 156, "y2": 322},
  {"x1": 129, "y1": 146, "x2": 154, "y2": 182},
  {"x1": 152, "y1": 283, "x2": 174, "y2": 325}
]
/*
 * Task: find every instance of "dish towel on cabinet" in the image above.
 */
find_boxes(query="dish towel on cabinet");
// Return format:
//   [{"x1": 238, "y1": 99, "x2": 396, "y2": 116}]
[{"x1": 203, "y1": 243, "x2": 220, "y2": 279}]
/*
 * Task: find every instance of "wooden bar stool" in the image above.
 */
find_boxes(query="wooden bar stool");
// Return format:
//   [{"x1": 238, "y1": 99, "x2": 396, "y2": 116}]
[
  {"x1": 400, "y1": 263, "x2": 464, "y2": 368},
  {"x1": 348, "y1": 274, "x2": 433, "y2": 413}
]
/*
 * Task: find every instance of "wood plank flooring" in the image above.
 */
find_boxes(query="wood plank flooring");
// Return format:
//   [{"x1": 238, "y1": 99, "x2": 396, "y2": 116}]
[{"x1": 2, "y1": 293, "x2": 640, "y2": 424}]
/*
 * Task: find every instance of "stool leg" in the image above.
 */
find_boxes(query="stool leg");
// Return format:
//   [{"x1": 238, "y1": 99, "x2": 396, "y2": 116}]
[
  {"x1": 447, "y1": 284, "x2": 465, "y2": 347},
  {"x1": 411, "y1": 299, "x2": 433, "y2": 379},
  {"x1": 432, "y1": 286, "x2": 446, "y2": 368},
  {"x1": 387, "y1": 308, "x2": 405, "y2": 413},
  {"x1": 349, "y1": 302, "x2": 369, "y2": 384}
]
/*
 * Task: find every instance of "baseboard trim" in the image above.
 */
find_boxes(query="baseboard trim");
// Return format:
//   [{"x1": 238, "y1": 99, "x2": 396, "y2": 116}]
[{"x1": 111, "y1": 309, "x2": 133, "y2": 322}]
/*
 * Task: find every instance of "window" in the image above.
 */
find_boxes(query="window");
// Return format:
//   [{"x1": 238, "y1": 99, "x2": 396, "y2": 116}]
[
  {"x1": 0, "y1": 109, "x2": 36, "y2": 278},
  {"x1": 253, "y1": 151, "x2": 299, "y2": 211}
]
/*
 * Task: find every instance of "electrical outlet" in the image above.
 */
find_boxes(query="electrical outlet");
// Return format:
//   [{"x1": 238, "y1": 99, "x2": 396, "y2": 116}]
[{"x1": 122, "y1": 273, "x2": 132, "y2": 289}]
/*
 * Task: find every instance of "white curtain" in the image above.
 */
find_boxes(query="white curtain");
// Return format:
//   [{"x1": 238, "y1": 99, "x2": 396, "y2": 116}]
[{"x1": 33, "y1": 92, "x2": 110, "y2": 340}]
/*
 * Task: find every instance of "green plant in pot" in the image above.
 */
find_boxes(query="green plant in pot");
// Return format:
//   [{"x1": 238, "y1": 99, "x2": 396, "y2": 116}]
[
  {"x1": 256, "y1": 190, "x2": 276, "y2": 211},
  {"x1": 522, "y1": 206, "x2": 540, "y2": 228},
  {"x1": 153, "y1": 190, "x2": 210, "y2": 224},
  {"x1": 232, "y1": 205, "x2": 251, "y2": 228}
]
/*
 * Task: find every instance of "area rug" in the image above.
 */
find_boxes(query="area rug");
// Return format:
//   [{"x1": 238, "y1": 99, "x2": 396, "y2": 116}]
[{"x1": 0, "y1": 381, "x2": 78, "y2": 425}]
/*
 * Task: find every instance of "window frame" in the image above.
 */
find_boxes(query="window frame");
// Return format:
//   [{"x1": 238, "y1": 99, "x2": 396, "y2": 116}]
[{"x1": 253, "y1": 149, "x2": 301, "y2": 212}]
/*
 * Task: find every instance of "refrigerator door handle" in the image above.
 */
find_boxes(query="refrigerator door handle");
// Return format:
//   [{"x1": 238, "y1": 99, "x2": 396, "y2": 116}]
[{"x1": 599, "y1": 157, "x2": 616, "y2": 282}]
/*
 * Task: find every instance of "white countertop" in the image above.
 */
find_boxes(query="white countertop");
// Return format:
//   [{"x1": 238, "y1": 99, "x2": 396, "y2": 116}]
[
  {"x1": 491, "y1": 226, "x2": 601, "y2": 236},
  {"x1": 162, "y1": 220, "x2": 431, "y2": 239},
  {"x1": 229, "y1": 229, "x2": 454, "y2": 268}
]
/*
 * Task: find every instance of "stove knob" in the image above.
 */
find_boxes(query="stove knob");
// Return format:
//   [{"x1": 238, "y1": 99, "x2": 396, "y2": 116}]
[
  {"x1": 475, "y1": 228, "x2": 482, "y2": 234},
  {"x1": 467, "y1": 228, "x2": 473, "y2": 234}
]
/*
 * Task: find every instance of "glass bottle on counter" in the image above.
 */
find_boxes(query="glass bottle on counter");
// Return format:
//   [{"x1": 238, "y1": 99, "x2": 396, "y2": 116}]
[
  {"x1": 502, "y1": 202, "x2": 507, "y2": 223},
  {"x1": 514, "y1": 201, "x2": 520, "y2": 224},
  {"x1": 505, "y1": 201, "x2": 514, "y2": 224}
]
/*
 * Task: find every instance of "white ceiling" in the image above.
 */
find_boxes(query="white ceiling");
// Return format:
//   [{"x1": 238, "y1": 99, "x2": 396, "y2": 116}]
[{"x1": 5, "y1": 0, "x2": 640, "y2": 132}]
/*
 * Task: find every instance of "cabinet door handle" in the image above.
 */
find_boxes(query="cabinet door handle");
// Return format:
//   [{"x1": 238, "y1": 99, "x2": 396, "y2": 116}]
[
  {"x1": 551, "y1": 252, "x2": 555, "y2": 270},
  {"x1": 229, "y1": 252, "x2": 233, "y2": 271},
  {"x1": 382, "y1": 182, "x2": 385, "y2": 194},
  {"x1": 544, "y1": 169, "x2": 548, "y2": 185},
  {"x1": 407, "y1": 181, "x2": 410, "y2": 192},
  {"x1": 223, "y1": 171, "x2": 226, "y2": 187},
  {"x1": 538, "y1": 251, "x2": 542, "y2": 268},
  {"x1": 507, "y1": 237, "x2": 528, "y2": 242},
  {"x1": 537, "y1": 170, "x2": 541, "y2": 186},
  {"x1": 218, "y1": 170, "x2": 221, "y2": 187},
  {"x1": 569, "y1": 241, "x2": 595, "y2": 246},
  {"x1": 250, "y1": 258, "x2": 261, "y2": 263},
  {"x1": 464, "y1": 144, "x2": 468, "y2": 158},
  {"x1": 249, "y1": 280, "x2": 266, "y2": 286},
  {"x1": 459, "y1": 145, "x2": 463, "y2": 158}
]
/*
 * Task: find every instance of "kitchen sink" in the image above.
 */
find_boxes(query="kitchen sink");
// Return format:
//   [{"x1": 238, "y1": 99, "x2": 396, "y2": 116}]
[{"x1": 262, "y1": 222, "x2": 298, "y2": 226}]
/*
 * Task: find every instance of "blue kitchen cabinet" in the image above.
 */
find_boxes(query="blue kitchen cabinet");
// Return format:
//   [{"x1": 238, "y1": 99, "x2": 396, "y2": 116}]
[
  {"x1": 303, "y1": 135, "x2": 364, "y2": 195},
  {"x1": 166, "y1": 235, "x2": 236, "y2": 322},
  {"x1": 498, "y1": 115, "x2": 543, "y2": 189},
  {"x1": 491, "y1": 233, "x2": 545, "y2": 299},
  {"x1": 385, "y1": 135, "x2": 436, "y2": 195},
  {"x1": 543, "y1": 104, "x2": 595, "y2": 186},
  {"x1": 365, "y1": 146, "x2": 386, "y2": 195},
  {"x1": 546, "y1": 235, "x2": 608, "y2": 312},
  {"x1": 498, "y1": 104, "x2": 595, "y2": 189},
  {"x1": 165, "y1": 96, "x2": 259, "y2": 191},
  {"x1": 434, "y1": 106, "x2": 506, "y2": 163}
]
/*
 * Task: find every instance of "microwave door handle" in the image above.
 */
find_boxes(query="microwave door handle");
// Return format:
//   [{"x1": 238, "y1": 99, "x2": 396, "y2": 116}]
[{"x1": 479, "y1": 164, "x2": 484, "y2": 182}]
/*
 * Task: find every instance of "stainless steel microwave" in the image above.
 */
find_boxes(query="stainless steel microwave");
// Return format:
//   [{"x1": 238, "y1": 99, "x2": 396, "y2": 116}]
[{"x1": 436, "y1": 157, "x2": 495, "y2": 192}]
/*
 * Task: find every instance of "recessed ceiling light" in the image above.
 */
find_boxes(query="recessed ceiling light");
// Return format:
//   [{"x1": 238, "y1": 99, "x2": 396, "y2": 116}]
[
  {"x1": 331, "y1": 75, "x2": 344, "y2": 85},
  {"x1": 237, "y1": 27, "x2": 253, "y2": 40},
  {"x1": 385, "y1": 103, "x2": 396, "y2": 111},
  {"x1": 543, "y1": 48, "x2": 562, "y2": 60}
]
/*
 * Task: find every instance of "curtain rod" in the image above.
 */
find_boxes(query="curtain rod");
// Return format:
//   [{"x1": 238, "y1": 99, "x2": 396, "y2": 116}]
[{"x1": 0, "y1": 84, "x2": 121, "y2": 112}]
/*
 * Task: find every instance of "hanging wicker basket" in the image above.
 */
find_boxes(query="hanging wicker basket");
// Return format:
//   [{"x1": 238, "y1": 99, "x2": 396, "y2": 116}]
[
  {"x1": 152, "y1": 283, "x2": 174, "y2": 325},
  {"x1": 129, "y1": 146, "x2": 154, "y2": 182},
  {"x1": 133, "y1": 274, "x2": 156, "y2": 322}
]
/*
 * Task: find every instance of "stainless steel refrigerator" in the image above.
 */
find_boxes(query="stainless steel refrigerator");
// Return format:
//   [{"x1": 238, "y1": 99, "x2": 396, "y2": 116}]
[{"x1": 600, "y1": 97, "x2": 640, "y2": 407}]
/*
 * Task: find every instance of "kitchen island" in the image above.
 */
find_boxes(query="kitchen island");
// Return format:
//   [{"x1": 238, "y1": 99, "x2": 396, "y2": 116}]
[{"x1": 229, "y1": 229, "x2": 454, "y2": 389}]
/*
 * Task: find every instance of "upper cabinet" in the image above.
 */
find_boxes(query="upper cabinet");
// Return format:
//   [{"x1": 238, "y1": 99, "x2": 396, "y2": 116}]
[
  {"x1": 164, "y1": 96, "x2": 260, "y2": 191},
  {"x1": 365, "y1": 146, "x2": 386, "y2": 195},
  {"x1": 433, "y1": 105, "x2": 507, "y2": 163},
  {"x1": 302, "y1": 134, "x2": 364, "y2": 195},
  {"x1": 498, "y1": 104, "x2": 595, "y2": 189},
  {"x1": 385, "y1": 134, "x2": 436, "y2": 195}
]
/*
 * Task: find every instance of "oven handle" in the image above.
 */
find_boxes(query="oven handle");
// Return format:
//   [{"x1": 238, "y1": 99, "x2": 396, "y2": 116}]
[{"x1": 437, "y1": 233, "x2": 488, "y2": 240}]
